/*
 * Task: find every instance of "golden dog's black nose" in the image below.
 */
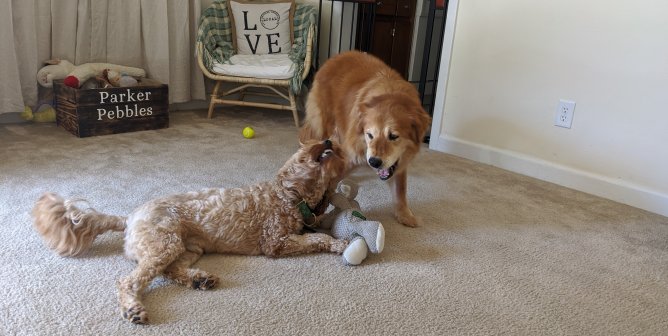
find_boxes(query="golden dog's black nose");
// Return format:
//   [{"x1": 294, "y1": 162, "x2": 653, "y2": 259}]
[
  {"x1": 323, "y1": 139, "x2": 332, "y2": 149},
  {"x1": 368, "y1": 157, "x2": 382, "y2": 168}
]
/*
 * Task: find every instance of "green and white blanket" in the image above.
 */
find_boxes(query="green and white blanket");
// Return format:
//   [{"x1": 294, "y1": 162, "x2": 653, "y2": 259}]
[{"x1": 196, "y1": 0, "x2": 317, "y2": 94}]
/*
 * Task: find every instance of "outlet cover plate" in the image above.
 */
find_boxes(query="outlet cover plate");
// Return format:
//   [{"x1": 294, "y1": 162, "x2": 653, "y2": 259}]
[{"x1": 554, "y1": 99, "x2": 576, "y2": 128}]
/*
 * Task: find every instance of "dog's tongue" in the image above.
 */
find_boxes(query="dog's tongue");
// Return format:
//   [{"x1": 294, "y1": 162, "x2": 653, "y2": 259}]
[
  {"x1": 375, "y1": 162, "x2": 396, "y2": 180},
  {"x1": 377, "y1": 168, "x2": 391, "y2": 180}
]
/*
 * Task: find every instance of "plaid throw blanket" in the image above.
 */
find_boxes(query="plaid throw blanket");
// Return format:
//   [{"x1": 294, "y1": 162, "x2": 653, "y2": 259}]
[{"x1": 196, "y1": 0, "x2": 317, "y2": 94}]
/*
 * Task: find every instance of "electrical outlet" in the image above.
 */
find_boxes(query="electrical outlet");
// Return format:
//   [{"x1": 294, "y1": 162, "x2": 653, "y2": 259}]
[{"x1": 554, "y1": 99, "x2": 576, "y2": 128}]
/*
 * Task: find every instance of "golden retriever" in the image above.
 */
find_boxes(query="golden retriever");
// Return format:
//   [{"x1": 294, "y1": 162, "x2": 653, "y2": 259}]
[
  {"x1": 300, "y1": 51, "x2": 431, "y2": 227},
  {"x1": 32, "y1": 140, "x2": 347, "y2": 324}
]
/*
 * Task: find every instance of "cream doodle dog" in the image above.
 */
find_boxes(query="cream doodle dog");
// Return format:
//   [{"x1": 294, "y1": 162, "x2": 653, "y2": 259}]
[{"x1": 33, "y1": 140, "x2": 347, "y2": 324}]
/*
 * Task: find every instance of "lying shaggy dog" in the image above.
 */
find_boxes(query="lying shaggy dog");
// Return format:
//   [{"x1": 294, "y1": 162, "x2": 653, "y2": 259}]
[
  {"x1": 32, "y1": 140, "x2": 348, "y2": 324},
  {"x1": 300, "y1": 51, "x2": 431, "y2": 227}
]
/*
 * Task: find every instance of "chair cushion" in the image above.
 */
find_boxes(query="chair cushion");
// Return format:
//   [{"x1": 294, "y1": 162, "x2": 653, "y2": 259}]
[
  {"x1": 227, "y1": 0, "x2": 295, "y2": 55},
  {"x1": 211, "y1": 54, "x2": 294, "y2": 79}
]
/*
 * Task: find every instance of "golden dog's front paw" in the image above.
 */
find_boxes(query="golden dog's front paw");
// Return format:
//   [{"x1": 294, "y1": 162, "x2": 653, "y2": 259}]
[{"x1": 396, "y1": 209, "x2": 419, "y2": 227}]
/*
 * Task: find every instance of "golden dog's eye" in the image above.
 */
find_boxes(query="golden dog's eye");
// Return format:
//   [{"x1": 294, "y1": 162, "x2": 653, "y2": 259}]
[
  {"x1": 366, "y1": 133, "x2": 374, "y2": 140},
  {"x1": 389, "y1": 133, "x2": 399, "y2": 141}
]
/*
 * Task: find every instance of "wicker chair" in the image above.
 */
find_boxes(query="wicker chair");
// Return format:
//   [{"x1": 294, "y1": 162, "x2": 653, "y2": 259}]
[{"x1": 196, "y1": 1, "x2": 315, "y2": 127}]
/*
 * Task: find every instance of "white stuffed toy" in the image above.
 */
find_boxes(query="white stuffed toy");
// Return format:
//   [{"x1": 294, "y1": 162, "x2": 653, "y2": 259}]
[
  {"x1": 103, "y1": 69, "x2": 139, "y2": 87},
  {"x1": 36, "y1": 59, "x2": 146, "y2": 88},
  {"x1": 318, "y1": 179, "x2": 385, "y2": 265}
]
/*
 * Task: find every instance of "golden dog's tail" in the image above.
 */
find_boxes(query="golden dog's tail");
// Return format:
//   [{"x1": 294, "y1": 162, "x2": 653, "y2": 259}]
[{"x1": 32, "y1": 192, "x2": 126, "y2": 257}]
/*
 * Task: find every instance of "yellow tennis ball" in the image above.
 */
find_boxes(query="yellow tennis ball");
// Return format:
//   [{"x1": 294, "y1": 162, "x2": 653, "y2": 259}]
[{"x1": 242, "y1": 126, "x2": 255, "y2": 139}]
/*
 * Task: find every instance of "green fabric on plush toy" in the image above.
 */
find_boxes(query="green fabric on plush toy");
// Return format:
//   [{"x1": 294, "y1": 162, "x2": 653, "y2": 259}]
[
  {"x1": 21, "y1": 104, "x2": 56, "y2": 123},
  {"x1": 36, "y1": 59, "x2": 145, "y2": 88},
  {"x1": 319, "y1": 179, "x2": 385, "y2": 265}
]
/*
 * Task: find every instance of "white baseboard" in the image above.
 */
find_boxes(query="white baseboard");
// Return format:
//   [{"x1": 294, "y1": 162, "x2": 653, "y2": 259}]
[{"x1": 429, "y1": 134, "x2": 668, "y2": 218}]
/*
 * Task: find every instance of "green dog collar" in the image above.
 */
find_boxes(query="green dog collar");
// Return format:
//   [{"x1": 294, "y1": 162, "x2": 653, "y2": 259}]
[{"x1": 298, "y1": 200, "x2": 317, "y2": 227}]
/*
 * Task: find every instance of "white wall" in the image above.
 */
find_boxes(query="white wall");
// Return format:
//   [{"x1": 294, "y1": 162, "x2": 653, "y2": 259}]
[{"x1": 430, "y1": 0, "x2": 668, "y2": 217}]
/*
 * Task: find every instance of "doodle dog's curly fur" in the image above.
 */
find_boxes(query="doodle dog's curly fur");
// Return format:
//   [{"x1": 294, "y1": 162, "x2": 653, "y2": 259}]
[{"x1": 32, "y1": 140, "x2": 348, "y2": 324}]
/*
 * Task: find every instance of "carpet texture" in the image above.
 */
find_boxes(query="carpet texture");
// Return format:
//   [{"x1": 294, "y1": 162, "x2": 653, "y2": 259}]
[{"x1": 1, "y1": 108, "x2": 667, "y2": 335}]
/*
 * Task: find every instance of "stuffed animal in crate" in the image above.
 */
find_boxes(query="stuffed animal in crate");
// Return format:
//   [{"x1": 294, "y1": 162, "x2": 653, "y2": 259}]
[
  {"x1": 318, "y1": 179, "x2": 385, "y2": 265},
  {"x1": 36, "y1": 59, "x2": 145, "y2": 88},
  {"x1": 103, "y1": 69, "x2": 139, "y2": 87}
]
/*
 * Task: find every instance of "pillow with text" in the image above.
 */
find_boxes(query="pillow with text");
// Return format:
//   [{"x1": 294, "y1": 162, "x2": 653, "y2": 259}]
[{"x1": 228, "y1": 0, "x2": 295, "y2": 55}]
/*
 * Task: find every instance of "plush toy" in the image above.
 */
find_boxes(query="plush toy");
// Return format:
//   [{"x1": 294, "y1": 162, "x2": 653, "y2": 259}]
[
  {"x1": 103, "y1": 69, "x2": 139, "y2": 87},
  {"x1": 81, "y1": 78, "x2": 102, "y2": 90},
  {"x1": 21, "y1": 104, "x2": 56, "y2": 123},
  {"x1": 36, "y1": 60, "x2": 75, "y2": 88},
  {"x1": 36, "y1": 59, "x2": 145, "y2": 88},
  {"x1": 119, "y1": 75, "x2": 139, "y2": 87},
  {"x1": 318, "y1": 179, "x2": 385, "y2": 265}
]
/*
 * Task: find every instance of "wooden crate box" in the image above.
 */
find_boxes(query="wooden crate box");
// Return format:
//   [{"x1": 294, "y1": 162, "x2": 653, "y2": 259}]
[{"x1": 54, "y1": 79, "x2": 169, "y2": 138}]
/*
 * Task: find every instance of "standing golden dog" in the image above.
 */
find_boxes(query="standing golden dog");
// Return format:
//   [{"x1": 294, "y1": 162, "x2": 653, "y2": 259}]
[
  {"x1": 300, "y1": 51, "x2": 431, "y2": 227},
  {"x1": 32, "y1": 140, "x2": 347, "y2": 324}
]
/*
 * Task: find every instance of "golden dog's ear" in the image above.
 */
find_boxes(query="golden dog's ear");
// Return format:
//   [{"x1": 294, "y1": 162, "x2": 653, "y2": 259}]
[
  {"x1": 410, "y1": 107, "x2": 432, "y2": 144},
  {"x1": 355, "y1": 117, "x2": 365, "y2": 138},
  {"x1": 352, "y1": 102, "x2": 368, "y2": 137}
]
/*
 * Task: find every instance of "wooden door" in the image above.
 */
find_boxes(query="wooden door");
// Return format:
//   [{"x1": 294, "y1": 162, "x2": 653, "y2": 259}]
[{"x1": 360, "y1": 0, "x2": 416, "y2": 78}]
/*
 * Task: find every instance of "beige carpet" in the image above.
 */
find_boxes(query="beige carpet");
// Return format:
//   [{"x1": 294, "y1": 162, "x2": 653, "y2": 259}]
[{"x1": 1, "y1": 107, "x2": 667, "y2": 335}]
